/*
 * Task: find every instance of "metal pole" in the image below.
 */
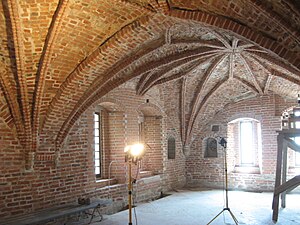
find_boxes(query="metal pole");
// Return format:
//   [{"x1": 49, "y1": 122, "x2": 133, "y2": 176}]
[
  {"x1": 206, "y1": 140, "x2": 238, "y2": 225},
  {"x1": 224, "y1": 146, "x2": 229, "y2": 209},
  {"x1": 128, "y1": 159, "x2": 132, "y2": 225}
]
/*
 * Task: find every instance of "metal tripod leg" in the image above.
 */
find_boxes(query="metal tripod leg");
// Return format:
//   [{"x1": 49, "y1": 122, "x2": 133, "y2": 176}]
[
  {"x1": 207, "y1": 209, "x2": 225, "y2": 225},
  {"x1": 206, "y1": 141, "x2": 238, "y2": 225},
  {"x1": 207, "y1": 208, "x2": 238, "y2": 225},
  {"x1": 88, "y1": 206, "x2": 103, "y2": 224},
  {"x1": 228, "y1": 208, "x2": 238, "y2": 224}
]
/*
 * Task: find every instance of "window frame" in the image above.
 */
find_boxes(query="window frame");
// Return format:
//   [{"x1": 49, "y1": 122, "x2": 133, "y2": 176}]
[{"x1": 94, "y1": 112, "x2": 102, "y2": 178}]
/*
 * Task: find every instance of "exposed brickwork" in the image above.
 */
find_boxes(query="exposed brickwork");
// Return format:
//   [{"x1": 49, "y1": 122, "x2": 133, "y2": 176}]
[
  {"x1": 186, "y1": 94, "x2": 296, "y2": 191},
  {"x1": 38, "y1": 0, "x2": 154, "y2": 121},
  {"x1": 0, "y1": 84, "x2": 14, "y2": 129},
  {"x1": 6, "y1": 0, "x2": 33, "y2": 155},
  {"x1": 2, "y1": 0, "x2": 300, "y2": 159},
  {"x1": 41, "y1": 14, "x2": 166, "y2": 149},
  {"x1": 0, "y1": 87, "x2": 178, "y2": 220},
  {"x1": 143, "y1": 116, "x2": 164, "y2": 174},
  {"x1": 0, "y1": 3, "x2": 20, "y2": 131},
  {"x1": 169, "y1": 0, "x2": 300, "y2": 52},
  {"x1": 1, "y1": 0, "x2": 300, "y2": 222},
  {"x1": 169, "y1": 8, "x2": 300, "y2": 68}
]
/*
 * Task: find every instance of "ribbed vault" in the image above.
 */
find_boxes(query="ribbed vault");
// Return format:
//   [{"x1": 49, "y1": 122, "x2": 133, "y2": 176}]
[
  {"x1": 0, "y1": 0, "x2": 300, "y2": 165},
  {"x1": 133, "y1": 23, "x2": 300, "y2": 146}
]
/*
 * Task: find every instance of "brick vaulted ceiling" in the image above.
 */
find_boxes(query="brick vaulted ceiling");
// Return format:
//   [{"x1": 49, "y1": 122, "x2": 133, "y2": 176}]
[{"x1": 1, "y1": 0, "x2": 300, "y2": 154}]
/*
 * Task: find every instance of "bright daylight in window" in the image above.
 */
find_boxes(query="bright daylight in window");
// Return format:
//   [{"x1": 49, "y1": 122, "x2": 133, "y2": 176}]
[
  {"x1": 293, "y1": 121, "x2": 300, "y2": 166},
  {"x1": 94, "y1": 112, "x2": 101, "y2": 177},
  {"x1": 240, "y1": 120, "x2": 254, "y2": 165}
]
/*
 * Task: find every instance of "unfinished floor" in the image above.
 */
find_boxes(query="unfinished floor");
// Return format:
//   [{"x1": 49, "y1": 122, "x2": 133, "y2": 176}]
[{"x1": 90, "y1": 188, "x2": 300, "y2": 225}]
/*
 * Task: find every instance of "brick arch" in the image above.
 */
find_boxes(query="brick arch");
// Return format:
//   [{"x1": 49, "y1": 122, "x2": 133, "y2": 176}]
[
  {"x1": 97, "y1": 97, "x2": 126, "y2": 112},
  {"x1": 47, "y1": 9, "x2": 300, "y2": 150},
  {"x1": 137, "y1": 102, "x2": 164, "y2": 117},
  {"x1": 227, "y1": 116, "x2": 261, "y2": 125},
  {"x1": 32, "y1": 0, "x2": 69, "y2": 151},
  {"x1": 40, "y1": 15, "x2": 160, "y2": 148},
  {"x1": 0, "y1": 85, "x2": 15, "y2": 130},
  {"x1": 0, "y1": 3, "x2": 25, "y2": 138},
  {"x1": 3, "y1": 0, "x2": 38, "y2": 164},
  {"x1": 43, "y1": 20, "x2": 163, "y2": 149}
]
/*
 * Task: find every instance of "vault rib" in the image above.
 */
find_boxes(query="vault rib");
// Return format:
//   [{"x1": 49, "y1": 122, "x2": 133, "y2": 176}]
[
  {"x1": 244, "y1": 51, "x2": 300, "y2": 76},
  {"x1": 184, "y1": 54, "x2": 229, "y2": 146},
  {"x1": 234, "y1": 76, "x2": 260, "y2": 94},
  {"x1": 264, "y1": 74, "x2": 273, "y2": 94},
  {"x1": 139, "y1": 53, "x2": 220, "y2": 95},
  {"x1": 210, "y1": 30, "x2": 231, "y2": 48},
  {"x1": 238, "y1": 53, "x2": 263, "y2": 94},
  {"x1": 32, "y1": 0, "x2": 70, "y2": 149},
  {"x1": 229, "y1": 53, "x2": 234, "y2": 79},
  {"x1": 180, "y1": 77, "x2": 187, "y2": 144},
  {"x1": 186, "y1": 77, "x2": 229, "y2": 144},
  {"x1": 6, "y1": 0, "x2": 32, "y2": 153},
  {"x1": 171, "y1": 39, "x2": 227, "y2": 50},
  {"x1": 243, "y1": 52, "x2": 300, "y2": 87},
  {"x1": 137, "y1": 49, "x2": 221, "y2": 95}
]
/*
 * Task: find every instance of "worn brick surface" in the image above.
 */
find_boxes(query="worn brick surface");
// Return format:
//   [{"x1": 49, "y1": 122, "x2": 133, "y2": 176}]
[
  {"x1": 1, "y1": 0, "x2": 300, "y2": 221},
  {"x1": 186, "y1": 94, "x2": 294, "y2": 191}
]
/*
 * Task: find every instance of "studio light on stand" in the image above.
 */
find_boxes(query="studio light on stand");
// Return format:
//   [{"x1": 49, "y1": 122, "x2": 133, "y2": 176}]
[
  {"x1": 206, "y1": 137, "x2": 238, "y2": 225},
  {"x1": 124, "y1": 143, "x2": 145, "y2": 225}
]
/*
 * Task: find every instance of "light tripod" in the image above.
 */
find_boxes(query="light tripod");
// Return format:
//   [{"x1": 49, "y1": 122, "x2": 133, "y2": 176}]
[
  {"x1": 124, "y1": 143, "x2": 145, "y2": 225},
  {"x1": 207, "y1": 137, "x2": 238, "y2": 225}
]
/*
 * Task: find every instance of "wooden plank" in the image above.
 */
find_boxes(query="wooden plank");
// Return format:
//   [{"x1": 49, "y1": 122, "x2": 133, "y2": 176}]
[
  {"x1": 272, "y1": 133, "x2": 284, "y2": 222},
  {"x1": 285, "y1": 138, "x2": 300, "y2": 153},
  {"x1": 281, "y1": 142, "x2": 288, "y2": 208},
  {"x1": 274, "y1": 175, "x2": 300, "y2": 196}
]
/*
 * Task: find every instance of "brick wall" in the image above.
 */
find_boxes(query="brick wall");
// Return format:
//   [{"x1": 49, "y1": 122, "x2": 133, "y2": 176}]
[
  {"x1": 143, "y1": 116, "x2": 163, "y2": 174},
  {"x1": 0, "y1": 86, "x2": 186, "y2": 220},
  {"x1": 186, "y1": 94, "x2": 296, "y2": 191},
  {"x1": 4, "y1": 82, "x2": 299, "y2": 221}
]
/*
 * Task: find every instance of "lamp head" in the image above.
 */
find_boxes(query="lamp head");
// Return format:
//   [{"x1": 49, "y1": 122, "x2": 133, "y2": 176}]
[
  {"x1": 124, "y1": 143, "x2": 145, "y2": 162},
  {"x1": 219, "y1": 137, "x2": 227, "y2": 148}
]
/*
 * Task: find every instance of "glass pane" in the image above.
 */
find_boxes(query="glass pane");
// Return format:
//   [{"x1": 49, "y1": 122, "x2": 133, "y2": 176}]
[
  {"x1": 295, "y1": 136, "x2": 300, "y2": 145},
  {"x1": 294, "y1": 137, "x2": 300, "y2": 166},
  {"x1": 95, "y1": 137, "x2": 99, "y2": 144},
  {"x1": 95, "y1": 151, "x2": 100, "y2": 160},
  {"x1": 296, "y1": 152, "x2": 300, "y2": 166},
  {"x1": 94, "y1": 122, "x2": 99, "y2": 129},
  {"x1": 94, "y1": 129, "x2": 99, "y2": 137},
  {"x1": 95, "y1": 160, "x2": 100, "y2": 167},
  {"x1": 240, "y1": 121, "x2": 254, "y2": 165},
  {"x1": 94, "y1": 113, "x2": 99, "y2": 121},
  {"x1": 95, "y1": 167, "x2": 100, "y2": 175},
  {"x1": 296, "y1": 121, "x2": 300, "y2": 129},
  {"x1": 94, "y1": 144, "x2": 99, "y2": 151}
]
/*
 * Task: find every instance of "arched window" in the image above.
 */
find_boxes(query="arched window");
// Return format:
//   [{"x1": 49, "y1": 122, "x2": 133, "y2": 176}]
[
  {"x1": 228, "y1": 118, "x2": 262, "y2": 173},
  {"x1": 240, "y1": 120, "x2": 255, "y2": 165},
  {"x1": 94, "y1": 112, "x2": 102, "y2": 178}
]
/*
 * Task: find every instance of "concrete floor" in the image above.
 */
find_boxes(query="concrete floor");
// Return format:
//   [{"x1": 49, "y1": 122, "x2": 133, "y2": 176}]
[{"x1": 92, "y1": 188, "x2": 300, "y2": 225}]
